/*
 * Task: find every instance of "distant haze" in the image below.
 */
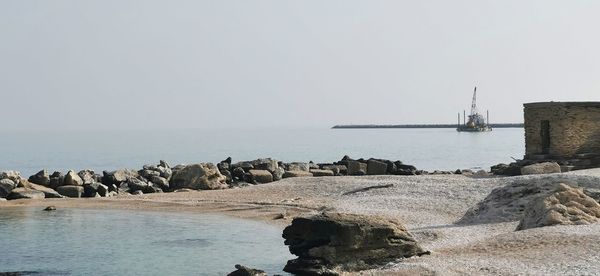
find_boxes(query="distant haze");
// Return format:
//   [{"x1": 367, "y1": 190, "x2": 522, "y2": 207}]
[{"x1": 2, "y1": 1, "x2": 599, "y2": 130}]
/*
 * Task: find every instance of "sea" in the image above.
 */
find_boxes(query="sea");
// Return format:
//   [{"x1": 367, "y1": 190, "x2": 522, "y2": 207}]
[{"x1": 0, "y1": 127, "x2": 524, "y2": 176}]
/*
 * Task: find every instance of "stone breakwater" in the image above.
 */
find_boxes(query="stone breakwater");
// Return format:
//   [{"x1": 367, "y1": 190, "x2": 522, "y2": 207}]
[{"x1": 0, "y1": 155, "x2": 431, "y2": 200}]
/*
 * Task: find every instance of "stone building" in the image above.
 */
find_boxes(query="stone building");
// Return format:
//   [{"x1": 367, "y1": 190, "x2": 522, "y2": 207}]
[{"x1": 524, "y1": 102, "x2": 600, "y2": 168}]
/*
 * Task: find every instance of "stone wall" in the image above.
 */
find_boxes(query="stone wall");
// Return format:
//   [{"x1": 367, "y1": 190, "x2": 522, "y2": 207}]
[{"x1": 524, "y1": 102, "x2": 600, "y2": 157}]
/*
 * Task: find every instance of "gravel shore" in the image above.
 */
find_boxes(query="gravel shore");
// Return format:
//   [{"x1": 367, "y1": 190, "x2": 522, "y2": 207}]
[{"x1": 3, "y1": 170, "x2": 600, "y2": 275}]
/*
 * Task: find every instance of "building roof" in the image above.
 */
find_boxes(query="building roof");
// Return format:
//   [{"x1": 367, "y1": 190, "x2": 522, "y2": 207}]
[{"x1": 524, "y1": 102, "x2": 600, "y2": 108}]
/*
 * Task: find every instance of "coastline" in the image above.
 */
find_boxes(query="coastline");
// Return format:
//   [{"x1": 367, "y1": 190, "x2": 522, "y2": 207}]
[{"x1": 4, "y1": 172, "x2": 600, "y2": 275}]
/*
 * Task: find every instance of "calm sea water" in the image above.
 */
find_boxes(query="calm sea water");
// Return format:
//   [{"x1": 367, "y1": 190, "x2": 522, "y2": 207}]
[
  {"x1": 0, "y1": 208, "x2": 292, "y2": 275},
  {"x1": 0, "y1": 128, "x2": 524, "y2": 176}
]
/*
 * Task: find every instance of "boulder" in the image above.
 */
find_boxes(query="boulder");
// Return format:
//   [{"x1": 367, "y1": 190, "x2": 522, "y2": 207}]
[
  {"x1": 28, "y1": 170, "x2": 50, "y2": 186},
  {"x1": 0, "y1": 179, "x2": 16, "y2": 198},
  {"x1": 521, "y1": 162, "x2": 561, "y2": 175},
  {"x1": 283, "y1": 171, "x2": 313, "y2": 178},
  {"x1": 272, "y1": 167, "x2": 285, "y2": 181},
  {"x1": 103, "y1": 169, "x2": 139, "y2": 185},
  {"x1": 170, "y1": 163, "x2": 228, "y2": 190},
  {"x1": 126, "y1": 178, "x2": 149, "y2": 192},
  {"x1": 83, "y1": 183, "x2": 109, "y2": 197},
  {"x1": 321, "y1": 165, "x2": 347, "y2": 176},
  {"x1": 367, "y1": 159, "x2": 388, "y2": 175},
  {"x1": 77, "y1": 170, "x2": 96, "y2": 184},
  {"x1": 227, "y1": 264, "x2": 267, "y2": 276},
  {"x1": 56, "y1": 185, "x2": 84, "y2": 198},
  {"x1": 286, "y1": 162, "x2": 310, "y2": 172},
  {"x1": 48, "y1": 171, "x2": 65, "y2": 189},
  {"x1": 516, "y1": 184, "x2": 600, "y2": 230},
  {"x1": 232, "y1": 167, "x2": 246, "y2": 181},
  {"x1": 7, "y1": 188, "x2": 45, "y2": 200},
  {"x1": 251, "y1": 158, "x2": 279, "y2": 173},
  {"x1": 140, "y1": 169, "x2": 161, "y2": 179},
  {"x1": 248, "y1": 170, "x2": 273, "y2": 184},
  {"x1": 282, "y1": 213, "x2": 428, "y2": 274},
  {"x1": 347, "y1": 161, "x2": 367, "y2": 176},
  {"x1": 24, "y1": 182, "x2": 63, "y2": 198},
  {"x1": 0, "y1": 170, "x2": 22, "y2": 183},
  {"x1": 150, "y1": 176, "x2": 170, "y2": 190},
  {"x1": 64, "y1": 170, "x2": 84, "y2": 186},
  {"x1": 310, "y1": 169, "x2": 334, "y2": 177},
  {"x1": 231, "y1": 162, "x2": 254, "y2": 172},
  {"x1": 395, "y1": 163, "x2": 417, "y2": 175}
]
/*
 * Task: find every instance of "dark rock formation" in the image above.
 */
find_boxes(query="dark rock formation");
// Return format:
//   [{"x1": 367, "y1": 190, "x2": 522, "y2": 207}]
[
  {"x1": 226, "y1": 264, "x2": 267, "y2": 276},
  {"x1": 367, "y1": 159, "x2": 387, "y2": 175},
  {"x1": 521, "y1": 162, "x2": 561, "y2": 175},
  {"x1": 56, "y1": 185, "x2": 84, "y2": 198},
  {"x1": 28, "y1": 170, "x2": 50, "y2": 186},
  {"x1": 0, "y1": 179, "x2": 16, "y2": 198},
  {"x1": 282, "y1": 212, "x2": 428, "y2": 274}
]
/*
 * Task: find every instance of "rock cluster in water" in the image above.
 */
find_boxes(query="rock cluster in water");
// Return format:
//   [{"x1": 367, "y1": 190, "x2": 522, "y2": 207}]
[
  {"x1": 0, "y1": 156, "x2": 423, "y2": 200},
  {"x1": 282, "y1": 212, "x2": 428, "y2": 275}
]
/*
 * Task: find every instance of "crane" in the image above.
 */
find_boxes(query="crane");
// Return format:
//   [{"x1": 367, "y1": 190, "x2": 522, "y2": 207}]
[{"x1": 471, "y1": 86, "x2": 478, "y2": 116}]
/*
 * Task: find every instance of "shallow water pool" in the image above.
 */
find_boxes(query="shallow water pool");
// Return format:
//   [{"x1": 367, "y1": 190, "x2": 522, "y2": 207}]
[{"x1": 0, "y1": 208, "x2": 293, "y2": 275}]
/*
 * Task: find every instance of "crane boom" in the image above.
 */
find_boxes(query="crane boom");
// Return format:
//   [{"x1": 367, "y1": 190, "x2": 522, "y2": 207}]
[{"x1": 470, "y1": 86, "x2": 477, "y2": 115}]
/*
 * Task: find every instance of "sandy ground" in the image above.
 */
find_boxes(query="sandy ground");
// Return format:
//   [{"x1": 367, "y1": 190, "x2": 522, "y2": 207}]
[{"x1": 3, "y1": 170, "x2": 600, "y2": 275}]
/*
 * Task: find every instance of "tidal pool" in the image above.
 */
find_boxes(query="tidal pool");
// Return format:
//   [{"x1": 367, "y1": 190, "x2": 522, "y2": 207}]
[{"x1": 0, "y1": 208, "x2": 293, "y2": 275}]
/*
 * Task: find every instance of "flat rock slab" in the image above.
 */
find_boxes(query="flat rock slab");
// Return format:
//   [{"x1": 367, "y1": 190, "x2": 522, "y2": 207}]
[
  {"x1": 310, "y1": 169, "x2": 335, "y2": 177},
  {"x1": 283, "y1": 171, "x2": 313, "y2": 178},
  {"x1": 56, "y1": 185, "x2": 84, "y2": 198},
  {"x1": 7, "y1": 188, "x2": 45, "y2": 200},
  {"x1": 521, "y1": 162, "x2": 561, "y2": 175},
  {"x1": 248, "y1": 170, "x2": 273, "y2": 183}
]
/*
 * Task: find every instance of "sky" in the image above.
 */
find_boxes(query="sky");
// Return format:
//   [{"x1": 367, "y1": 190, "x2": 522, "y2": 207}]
[{"x1": 1, "y1": 0, "x2": 600, "y2": 130}]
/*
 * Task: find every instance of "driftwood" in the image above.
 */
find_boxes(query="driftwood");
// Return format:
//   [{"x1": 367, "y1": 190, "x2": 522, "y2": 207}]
[{"x1": 342, "y1": 184, "x2": 394, "y2": 195}]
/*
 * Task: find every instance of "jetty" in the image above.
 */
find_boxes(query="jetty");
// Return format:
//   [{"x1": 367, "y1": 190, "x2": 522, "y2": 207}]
[{"x1": 332, "y1": 123, "x2": 523, "y2": 129}]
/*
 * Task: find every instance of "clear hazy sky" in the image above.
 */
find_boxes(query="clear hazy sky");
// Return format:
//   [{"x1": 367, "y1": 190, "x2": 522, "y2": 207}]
[{"x1": 2, "y1": 1, "x2": 599, "y2": 130}]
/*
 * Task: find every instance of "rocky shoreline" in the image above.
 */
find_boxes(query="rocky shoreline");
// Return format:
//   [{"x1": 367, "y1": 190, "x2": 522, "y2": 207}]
[{"x1": 1, "y1": 155, "x2": 467, "y2": 201}]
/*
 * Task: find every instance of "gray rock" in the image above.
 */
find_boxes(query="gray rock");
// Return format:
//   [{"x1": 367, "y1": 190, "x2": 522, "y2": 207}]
[
  {"x1": 7, "y1": 188, "x2": 45, "y2": 200},
  {"x1": 0, "y1": 179, "x2": 16, "y2": 198},
  {"x1": 140, "y1": 169, "x2": 161, "y2": 179},
  {"x1": 232, "y1": 167, "x2": 246, "y2": 181},
  {"x1": 127, "y1": 178, "x2": 149, "y2": 192},
  {"x1": 272, "y1": 167, "x2": 285, "y2": 181},
  {"x1": 26, "y1": 182, "x2": 63, "y2": 198},
  {"x1": 286, "y1": 162, "x2": 310, "y2": 172},
  {"x1": 150, "y1": 176, "x2": 170, "y2": 190},
  {"x1": 282, "y1": 212, "x2": 428, "y2": 274},
  {"x1": 56, "y1": 185, "x2": 84, "y2": 198},
  {"x1": 28, "y1": 170, "x2": 50, "y2": 186},
  {"x1": 395, "y1": 163, "x2": 417, "y2": 175},
  {"x1": 251, "y1": 158, "x2": 279, "y2": 173},
  {"x1": 103, "y1": 169, "x2": 139, "y2": 185},
  {"x1": 64, "y1": 170, "x2": 84, "y2": 186},
  {"x1": 521, "y1": 162, "x2": 561, "y2": 175},
  {"x1": 283, "y1": 171, "x2": 313, "y2": 178},
  {"x1": 77, "y1": 170, "x2": 96, "y2": 184},
  {"x1": 83, "y1": 183, "x2": 109, "y2": 197},
  {"x1": 0, "y1": 170, "x2": 22, "y2": 183},
  {"x1": 367, "y1": 159, "x2": 388, "y2": 175},
  {"x1": 248, "y1": 170, "x2": 273, "y2": 184},
  {"x1": 132, "y1": 190, "x2": 144, "y2": 195},
  {"x1": 310, "y1": 169, "x2": 335, "y2": 177},
  {"x1": 170, "y1": 163, "x2": 228, "y2": 190},
  {"x1": 48, "y1": 171, "x2": 65, "y2": 189},
  {"x1": 347, "y1": 160, "x2": 367, "y2": 176}
]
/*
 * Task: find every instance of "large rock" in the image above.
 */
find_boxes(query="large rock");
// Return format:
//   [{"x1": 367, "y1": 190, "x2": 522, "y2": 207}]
[
  {"x1": 83, "y1": 183, "x2": 109, "y2": 197},
  {"x1": 77, "y1": 170, "x2": 96, "y2": 184},
  {"x1": 64, "y1": 170, "x2": 84, "y2": 186},
  {"x1": 103, "y1": 169, "x2": 139, "y2": 185},
  {"x1": 0, "y1": 171, "x2": 22, "y2": 183},
  {"x1": 286, "y1": 162, "x2": 310, "y2": 172},
  {"x1": 28, "y1": 170, "x2": 50, "y2": 186},
  {"x1": 521, "y1": 162, "x2": 561, "y2": 175},
  {"x1": 24, "y1": 181, "x2": 63, "y2": 198},
  {"x1": 395, "y1": 163, "x2": 417, "y2": 175},
  {"x1": 516, "y1": 184, "x2": 600, "y2": 230},
  {"x1": 310, "y1": 169, "x2": 334, "y2": 177},
  {"x1": 170, "y1": 163, "x2": 228, "y2": 190},
  {"x1": 227, "y1": 264, "x2": 267, "y2": 276},
  {"x1": 126, "y1": 178, "x2": 149, "y2": 192},
  {"x1": 347, "y1": 161, "x2": 367, "y2": 176},
  {"x1": 283, "y1": 171, "x2": 313, "y2": 178},
  {"x1": 248, "y1": 170, "x2": 273, "y2": 184},
  {"x1": 367, "y1": 159, "x2": 388, "y2": 175},
  {"x1": 7, "y1": 188, "x2": 45, "y2": 200},
  {"x1": 48, "y1": 171, "x2": 65, "y2": 189},
  {"x1": 282, "y1": 213, "x2": 428, "y2": 274},
  {"x1": 251, "y1": 158, "x2": 279, "y2": 173},
  {"x1": 0, "y1": 179, "x2": 16, "y2": 198},
  {"x1": 272, "y1": 167, "x2": 285, "y2": 181},
  {"x1": 56, "y1": 185, "x2": 84, "y2": 198},
  {"x1": 321, "y1": 165, "x2": 347, "y2": 176}
]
